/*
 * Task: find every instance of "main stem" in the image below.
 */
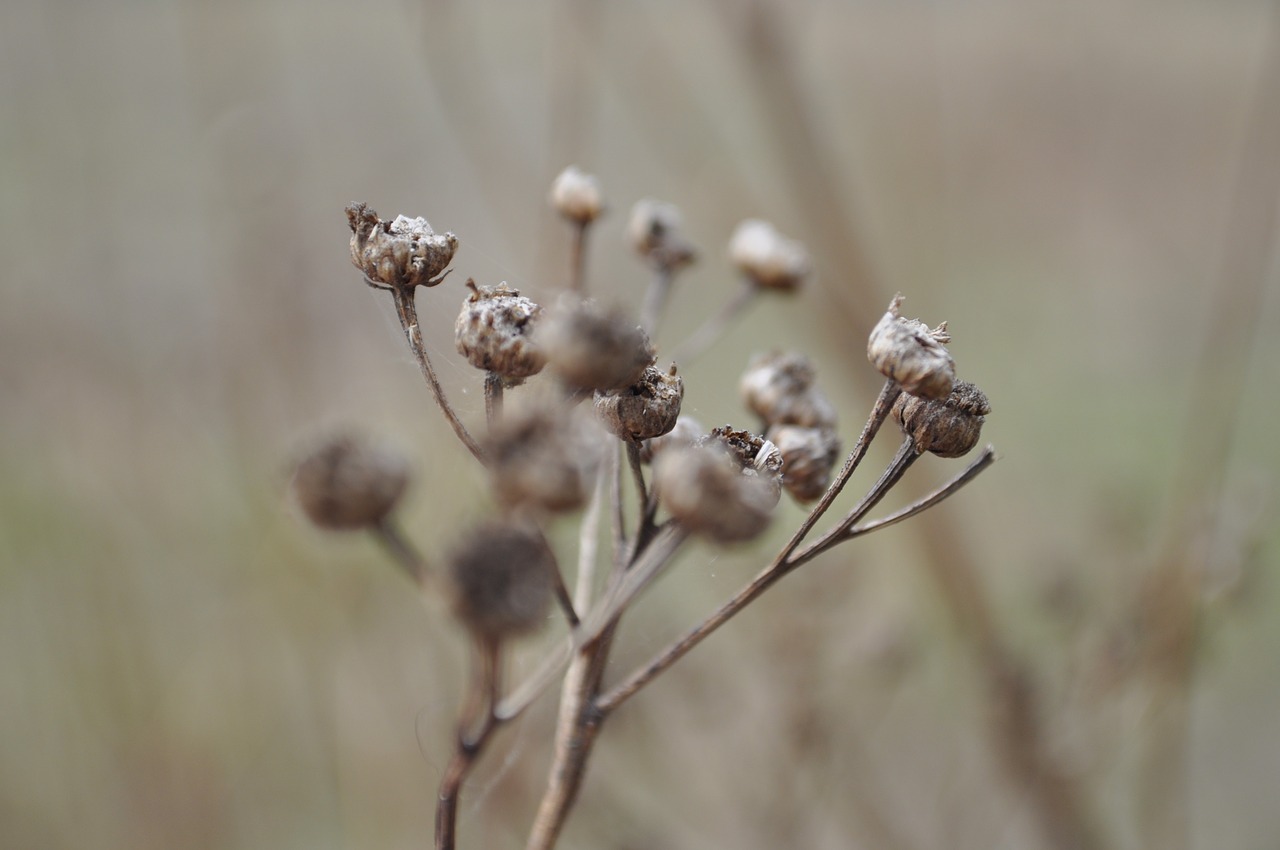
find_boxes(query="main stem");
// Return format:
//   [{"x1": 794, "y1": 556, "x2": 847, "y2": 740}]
[{"x1": 436, "y1": 638, "x2": 502, "y2": 850}]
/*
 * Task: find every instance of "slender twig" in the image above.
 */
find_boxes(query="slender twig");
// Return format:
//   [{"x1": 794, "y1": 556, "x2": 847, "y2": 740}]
[
  {"x1": 436, "y1": 638, "x2": 502, "y2": 850},
  {"x1": 639, "y1": 265, "x2": 674, "y2": 336},
  {"x1": 372, "y1": 518, "x2": 428, "y2": 584},
  {"x1": 390, "y1": 287, "x2": 485, "y2": 463},
  {"x1": 567, "y1": 221, "x2": 589, "y2": 295},
  {"x1": 669, "y1": 279, "x2": 757, "y2": 365},
  {"x1": 846, "y1": 446, "x2": 997, "y2": 539},
  {"x1": 484, "y1": 372, "x2": 504, "y2": 427}
]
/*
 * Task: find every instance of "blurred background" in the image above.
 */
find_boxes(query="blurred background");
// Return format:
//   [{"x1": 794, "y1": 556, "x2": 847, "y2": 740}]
[{"x1": 2, "y1": 0, "x2": 1278, "y2": 848}]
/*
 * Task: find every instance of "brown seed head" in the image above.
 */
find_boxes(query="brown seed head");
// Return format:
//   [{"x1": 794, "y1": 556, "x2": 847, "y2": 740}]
[
  {"x1": 538, "y1": 297, "x2": 656, "y2": 391},
  {"x1": 768, "y1": 424, "x2": 842, "y2": 503},
  {"x1": 728, "y1": 219, "x2": 810, "y2": 292},
  {"x1": 653, "y1": 443, "x2": 778, "y2": 544},
  {"x1": 891, "y1": 379, "x2": 991, "y2": 458},
  {"x1": 594, "y1": 364, "x2": 685, "y2": 441},
  {"x1": 346, "y1": 202, "x2": 458, "y2": 289},
  {"x1": 446, "y1": 520, "x2": 556, "y2": 640},
  {"x1": 292, "y1": 434, "x2": 409, "y2": 530},
  {"x1": 739, "y1": 350, "x2": 837, "y2": 429},
  {"x1": 866, "y1": 294, "x2": 955, "y2": 400},
  {"x1": 454, "y1": 280, "x2": 545, "y2": 380},
  {"x1": 639, "y1": 414, "x2": 705, "y2": 464},
  {"x1": 627, "y1": 199, "x2": 697, "y2": 271},
  {"x1": 549, "y1": 165, "x2": 604, "y2": 225},
  {"x1": 484, "y1": 403, "x2": 603, "y2": 513}
]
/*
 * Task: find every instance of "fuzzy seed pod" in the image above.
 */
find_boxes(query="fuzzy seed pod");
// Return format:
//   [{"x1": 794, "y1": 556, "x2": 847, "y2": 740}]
[
  {"x1": 346, "y1": 202, "x2": 458, "y2": 289},
  {"x1": 627, "y1": 199, "x2": 697, "y2": 271},
  {"x1": 292, "y1": 434, "x2": 409, "y2": 530},
  {"x1": 538, "y1": 298, "x2": 656, "y2": 391},
  {"x1": 739, "y1": 351, "x2": 837, "y2": 429},
  {"x1": 866, "y1": 294, "x2": 956, "y2": 400},
  {"x1": 653, "y1": 444, "x2": 778, "y2": 544},
  {"x1": 728, "y1": 219, "x2": 810, "y2": 292},
  {"x1": 768, "y1": 424, "x2": 842, "y2": 503},
  {"x1": 549, "y1": 165, "x2": 604, "y2": 225},
  {"x1": 639, "y1": 414, "x2": 704, "y2": 464},
  {"x1": 594, "y1": 364, "x2": 684, "y2": 442},
  {"x1": 454, "y1": 280, "x2": 545, "y2": 380},
  {"x1": 446, "y1": 520, "x2": 556, "y2": 640},
  {"x1": 484, "y1": 404, "x2": 603, "y2": 513},
  {"x1": 892, "y1": 380, "x2": 991, "y2": 458}
]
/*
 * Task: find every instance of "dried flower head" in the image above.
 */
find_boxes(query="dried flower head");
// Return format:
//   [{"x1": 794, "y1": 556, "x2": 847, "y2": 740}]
[
  {"x1": 768, "y1": 424, "x2": 841, "y2": 503},
  {"x1": 627, "y1": 198, "x2": 697, "y2": 271},
  {"x1": 739, "y1": 350, "x2": 837, "y2": 429},
  {"x1": 728, "y1": 219, "x2": 810, "y2": 292},
  {"x1": 538, "y1": 298, "x2": 656, "y2": 391},
  {"x1": 639, "y1": 414, "x2": 704, "y2": 464},
  {"x1": 697, "y1": 425, "x2": 785, "y2": 504},
  {"x1": 892, "y1": 379, "x2": 991, "y2": 458},
  {"x1": 454, "y1": 280, "x2": 546, "y2": 381},
  {"x1": 346, "y1": 202, "x2": 458, "y2": 290},
  {"x1": 653, "y1": 443, "x2": 778, "y2": 544},
  {"x1": 292, "y1": 434, "x2": 409, "y2": 530},
  {"x1": 550, "y1": 165, "x2": 605, "y2": 225},
  {"x1": 866, "y1": 294, "x2": 956, "y2": 400},
  {"x1": 594, "y1": 364, "x2": 685, "y2": 442},
  {"x1": 446, "y1": 520, "x2": 556, "y2": 640},
  {"x1": 484, "y1": 404, "x2": 603, "y2": 513}
]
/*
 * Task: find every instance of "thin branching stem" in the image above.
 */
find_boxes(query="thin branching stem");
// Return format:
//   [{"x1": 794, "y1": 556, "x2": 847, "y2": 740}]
[
  {"x1": 568, "y1": 221, "x2": 589, "y2": 295},
  {"x1": 372, "y1": 519, "x2": 428, "y2": 584},
  {"x1": 639, "y1": 264, "x2": 675, "y2": 336},
  {"x1": 670, "y1": 278, "x2": 757, "y2": 365},
  {"x1": 436, "y1": 638, "x2": 502, "y2": 850},
  {"x1": 846, "y1": 446, "x2": 997, "y2": 539}
]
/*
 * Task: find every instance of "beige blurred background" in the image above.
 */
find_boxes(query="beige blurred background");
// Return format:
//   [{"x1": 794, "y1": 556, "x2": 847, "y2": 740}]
[{"x1": 2, "y1": 1, "x2": 1278, "y2": 848}]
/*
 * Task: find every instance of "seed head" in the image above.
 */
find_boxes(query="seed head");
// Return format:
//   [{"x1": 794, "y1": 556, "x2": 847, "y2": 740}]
[
  {"x1": 538, "y1": 297, "x2": 656, "y2": 391},
  {"x1": 892, "y1": 379, "x2": 991, "y2": 458},
  {"x1": 627, "y1": 199, "x2": 697, "y2": 271},
  {"x1": 594, "y1": 364, "x2": 685, "y2": 442},
  {"x1": 739, "y1": 350, "x2": 837, "y2": 429},
  {"x1": 639, "y1": 414, "x2": 705, "y2": 464},
  {"x1": 446, "y1": 520, "x2": 556, "y2": 640},
  {"x1": 484, "y1": 403, "x2": 603, "y2": 513},
  {"x1": 454, "y1": 280, "x2": 545, "y2": 381},
  {"x1": 653, "y1": 443, "x2": 778, "y2": 544},
  {"x1": 728, "y1": 219, "x2": 810, "y2": 292},
  {"x1": 346, "y1": 202, "x2": 458, "y2": 289},
  {"x1": 866, "y1": 294, "x2": 956, "y2": 400},
  {"x1": 768, "y1": 424, "x2": 841, "y2": 503},
  {"x1": 549, "y1": 165, "x2": 605, "y2": 225},
  {"x1": 697, "y1": 425, "x2": 785, "y2": 503},
  {"x1": 292, "y1": 434, "x2": 410, "y2": 530}
]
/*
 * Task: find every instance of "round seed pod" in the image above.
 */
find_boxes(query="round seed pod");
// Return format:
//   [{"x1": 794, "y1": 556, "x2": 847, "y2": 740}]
[
  {"x1": 538, "y1": 298, "x2": 656, "y2": 392},
  {"x1": 697, "y1": 426, "x2": 784, "y2": 503},
  {"x1": 292, "y1": 434, "x2": 409, "y2": 530},
  {"x1": 739, "y1": 351, "x2": 837, "y2": 429},
  {"x1": 768, "y1": 424, "x2": 842, "y2": 503},
  {"x1": 727, "y1": 219, "x2": 810, "y2": 292},
  {"x1": 446, "y1": 520, "x2": 556, "y2": 640},
  {"x1": 549, "y1": 165, "x2": 604, "y2": 225},
  {"x1": 594, "y1": 364, "x2": 684, "y2": 442},
  {"x1": 891, "y1": 380, "x2": 991, "y2": 458},
  {"x1": 866, "y1": 294, "x2": 955, "y2": 400},
  {"x1": 639, "y1": 414, "x2": 704, "y2": 464},
  {"x1": 454, "y1": 280, "x2": 545, "y2": 381},
  {"x1": 346, "y1": 202, "x2": 458, "y2": 289},
  {"x1": 627, "y1": 198, "x2": 697, "y2": 271},
  {"x1": 484, "y1": 404, "x2": 603, "y2": 513},
  {"x1": 653, "y1": 444, "x2": 778, "y2": 544}
]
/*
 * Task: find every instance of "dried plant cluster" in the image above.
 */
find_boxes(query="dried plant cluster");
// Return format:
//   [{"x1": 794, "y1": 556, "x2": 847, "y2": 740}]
[{"x1": 292, "y1": 167, "x2": 998, "y2": 850}]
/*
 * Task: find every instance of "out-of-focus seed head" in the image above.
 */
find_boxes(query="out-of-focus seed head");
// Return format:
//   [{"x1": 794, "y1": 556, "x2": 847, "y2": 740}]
[
  {"x1": 627, "y1": 198, "x2": 697, "y2": 271},
  {"x1": 445, "y1": 519, "x2": 555, "y2": 640},
  {"x1": 549, "y1": 165, "x2": 605, "y2": 225},
  {"x1": 594, "y1": 364, "x2": 685, "y2": 442},
  {"x1": 292, "y1": 434, "x2": 410, "y2": 530},
  {"x1": 768, "y1": 424, "x2": 841, "y2": 503},
  {"x1": 454, "y1": 280, "x2": 545, "y2": 381},
  {"x1": 728, "y1": 219, "x2": 810, "y2": 292},
  {"x1": 653, "y1": 443, "x2": 778, "y2": 544},
  {"x1": 697, "y1": 425, "x2": 785, "y2": 503},
  {"x1": 484, "y1": 403, "x2": 604, "y2": 513},
  {"x1": 891, "y1": 379, "x2": 991, "y2": 458},
  {"x1": 639, "y1": 414, "x2": 704, "y2": 464},
  {"x1": 538, "y1": 297, "x2": 656, "y2": 392},
  {"x1": 867, "y1": 294, "x2": 956, "y2": 400},
  {"x1": 346, "y1": 202, "x2": 458, "y2": 289},
  {"x1": 739, "y1": 350, "x2": 837, "y2": 429}
]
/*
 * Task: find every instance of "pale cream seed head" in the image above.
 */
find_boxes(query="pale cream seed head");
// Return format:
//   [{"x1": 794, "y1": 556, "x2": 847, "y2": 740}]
[
  {"x1": 454, "y1": 280, "x2": 546, "y2": 380},
  {"x1": 728, "y1": 219, "x2": 810, "y2": 292},
  {"x1": 549, "y1": 165, "x2": 605, "y2": 225},
  {"x1": 866, "y1": 294, "x2": 956, "y2": 400}
]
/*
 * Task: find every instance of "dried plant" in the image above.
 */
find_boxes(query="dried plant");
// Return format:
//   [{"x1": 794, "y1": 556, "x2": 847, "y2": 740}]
[{"x1": 293, "y1": 170, "x2": 998, "y2": 850}]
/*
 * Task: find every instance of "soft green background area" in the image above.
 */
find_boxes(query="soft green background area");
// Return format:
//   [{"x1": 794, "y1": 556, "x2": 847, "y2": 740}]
[{"x1": 2, "y1": 1, "x2": 1277, "y2": 848}]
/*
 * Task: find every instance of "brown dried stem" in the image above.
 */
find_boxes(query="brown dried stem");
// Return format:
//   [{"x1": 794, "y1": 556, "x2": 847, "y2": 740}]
[
  {"x1": 568, "y1": 220, "x2": 589, "y2": 295},
  {"x1": 372, "y1": 518, "x2": 428, "y2": 584},
  {"x1": 638, "y1": 265, "x2": 674, "y2": 336},
  {"x1": 846, "y1": 446, "x2": 997, "y2": 539},
  {"x1": 669, "y1": 278, "x2": 758, "y2": 365},
  {"x1": 436, "y1": 637, "x2": 503, "y2": 850},
  {"x1": 484, "y1": 371, "x2": 504, "y2": 427}
]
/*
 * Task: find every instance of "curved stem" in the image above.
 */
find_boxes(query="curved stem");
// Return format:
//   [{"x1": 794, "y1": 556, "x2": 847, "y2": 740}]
[
  {"x1": 436, "y1": 638, "x2": 502, "y2": 850},
  {"x1": 669, "y1": 279, "x2": 757, "y2": 365}
]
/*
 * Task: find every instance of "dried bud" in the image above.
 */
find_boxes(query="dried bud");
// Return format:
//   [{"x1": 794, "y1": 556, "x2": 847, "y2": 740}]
[
  {"x1": 454, "y1": 280, "x2": 545, "y2": 380},
  {"x1": 739, "y1": 351, "x2": 837, "y2": 429},
  {"x1": 549, "y1": 165, "x2": 604, "y2": 225},
  {"x1": 728, "y1": 219, "x2": 810, "y2": 292},
  {"x1": 292, "y1": 434, "x2": 409, "y2": 530},
  {"x1": 892, "y1": 380, "x2": 991, "y2": 458},
  {"x1": 446, "y1": 520, "x2": 556, "y2": 640},
  {"x1": 627, "y1": 199, "x2": 697, "y2": 271},
  {"x1": 768, "y1": 425, "x2": 842, "y2": 503},
  {"x1": 538, "y1": 298, "x2": 656, "y2": 391},
  {"x1": 653, "y1": 444, "x2": 778, "y2": 544},
  {"x1": 484, "y1": 404, "x2": 603, "y2": 513},
  {"x1": 594, "y1": 364, "x2": 684, "y2": 441},
  {"x1": 346, "y1": 202, "x2": 458, "y2": 289},
  {"x1": 866, "y1": 294, "x2": 956, "y2": 400},
  {"x1": 639, "y1": 414, "x2": 704, "y2": 464},
  {"x1": 697, "y1": 425, "x2": 785, "y2": 503}
]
